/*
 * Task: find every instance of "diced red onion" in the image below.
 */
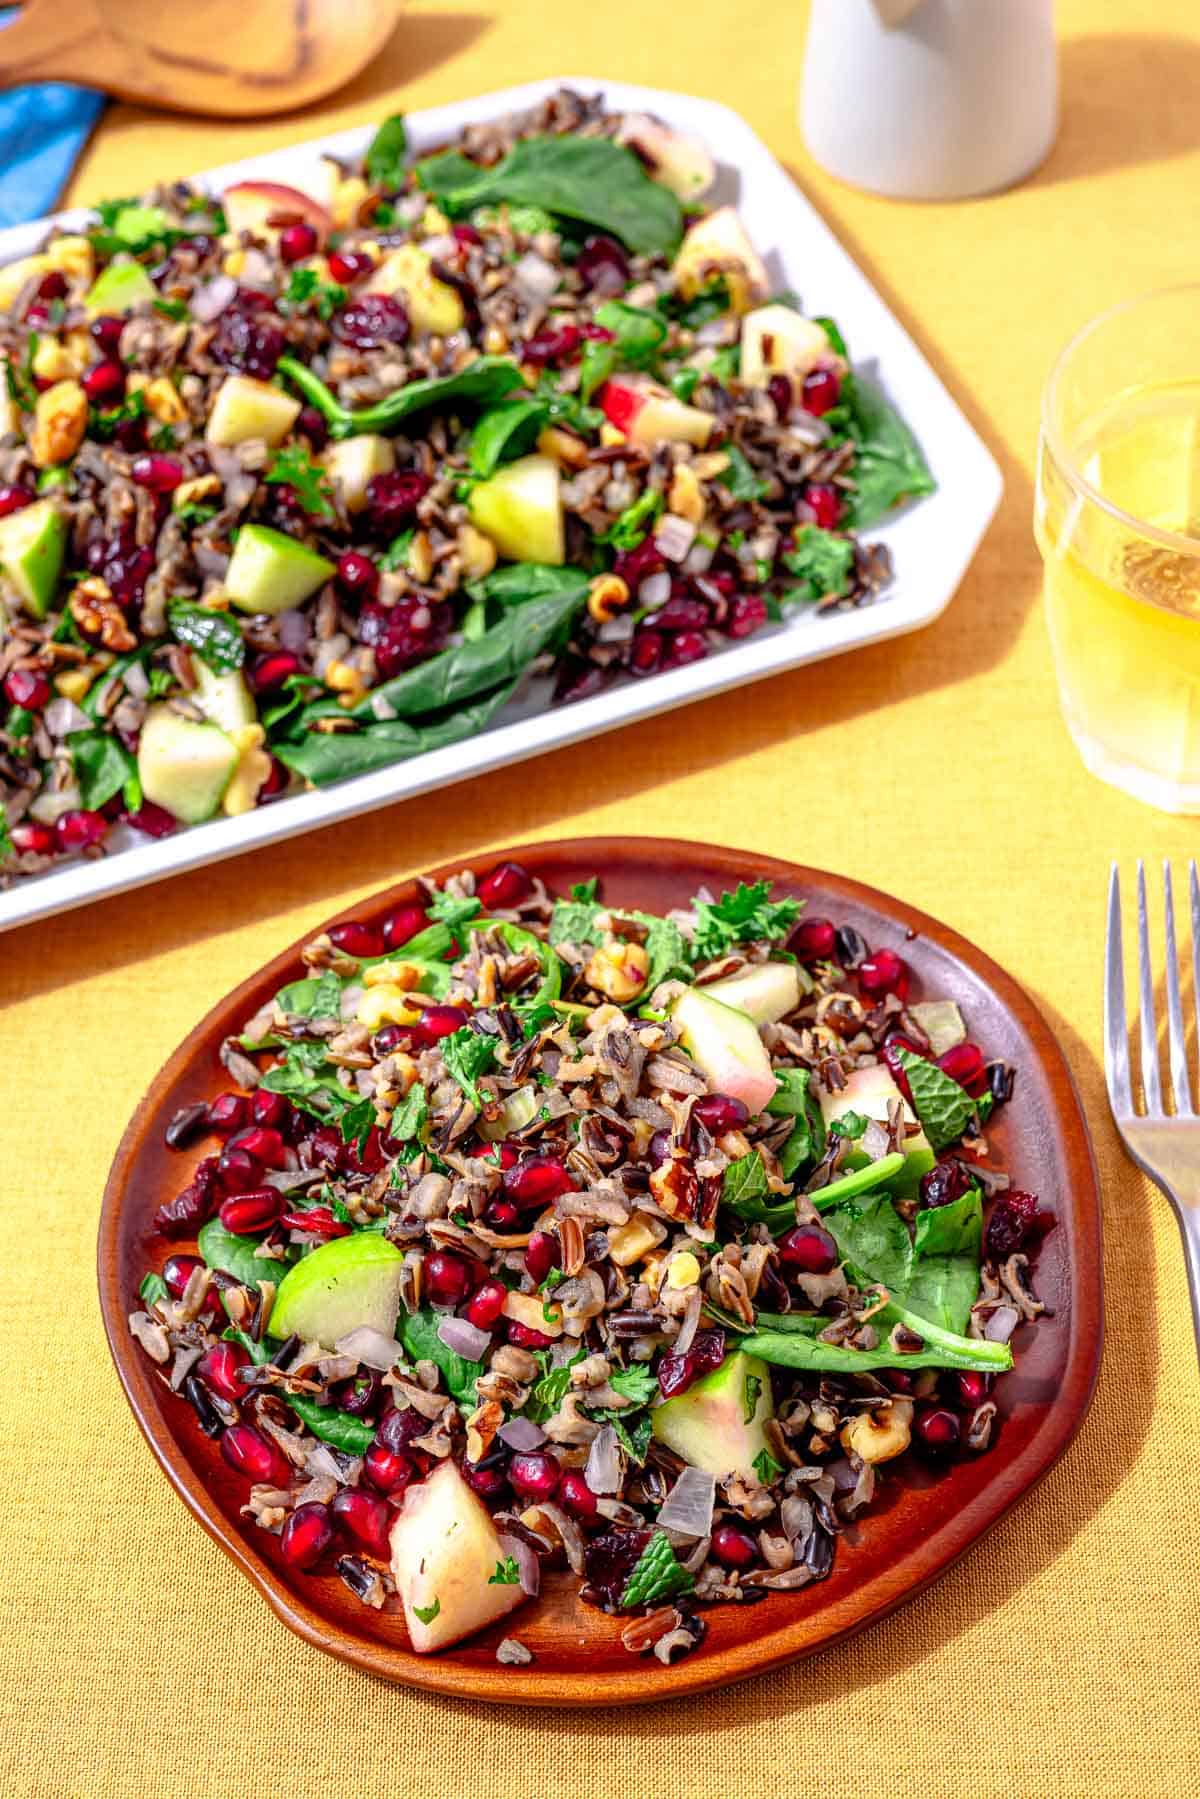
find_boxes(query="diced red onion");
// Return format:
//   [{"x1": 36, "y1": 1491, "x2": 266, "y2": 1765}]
[
  {"x1": 683, "y1": 538, "x2": 715, "y2": 575},
  {"x1": 190, "y1": 274, "x2": 237, "y2": 322},
  {"x1": 313, "y1": 634, "x2": 351, "y2": 678},
  {"x1": 596, "y1": 614, "x2": 635, "y2": 645},
  {"x1": 437, "y1": 1314, "x2": 492, "y2": 1361},
  {"x1": 29, "y1": 785, "x2": 81, "y2": 826},
  {"x1": 277, "y1": 608, "x2": 312, "y2": 654},
  {"x1": 498, "y1": 1416, "x2": 546, "y2": 1453},
  {"x1": 305, "y1": 1441, "x2": 348, "y2": 1483},
  {"x1": 983, "y1": 1304, "x2": 1020, "y2": 1343},
  {"x1": 638, "y1": 571, "x2": 672, "y2": 610},
  {"x1": 44, "y1": 696, "x2": 91, "y2": 738},
  {"x1": 654, "y1": 514, "x2": 697, "y2": 563},
  {"x1": 121, "y1": 659, "x2": 150, "y2": 699},
  {"x1": 513, "y1": 251, "x2": 560, "y2": 303},
  {"x1": 334, "y1": 1326, "x2": 400, "y2": 1371},
  {"x1": 498, "y1": 1531, "x2": 541, "y2": 1598},
  {"x1": 369, "y1": 692, "x2": 399, "y2": 721},
  {"x1": 696, "y1": 319, "x2": 733, "y2": 347},
  {"x1": 584, "y1": 1423, "x2": 622, "y2": 1495},
  {"x1": 240, "y1": 248, "x2": 273, "y2": 288},
  {"x1": 656, "y1": 1464, "x2": 716, "y2": 1538}
]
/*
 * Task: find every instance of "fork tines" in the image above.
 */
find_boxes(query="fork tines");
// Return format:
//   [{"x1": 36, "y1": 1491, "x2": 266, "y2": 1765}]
[{"x1": 1105, "y1": 860, "x2": 1200, "y2": 1120}]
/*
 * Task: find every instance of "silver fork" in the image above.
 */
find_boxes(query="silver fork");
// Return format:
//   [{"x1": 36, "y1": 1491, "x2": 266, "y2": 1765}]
[{"x1": 1105, "y1": 860, "x2": 1200, "y2": 1363}]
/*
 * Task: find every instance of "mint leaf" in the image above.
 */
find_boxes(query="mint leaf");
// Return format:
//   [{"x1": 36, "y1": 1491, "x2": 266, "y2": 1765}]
[
  {"x1": 781, "y1": 526, "x2": 854, "y2": 605},
  {"x1": 440, "y1": 1028, "x2": 498, "y2": 1109},
  {"x1": 829, "y1": 1110, "x2": 869, "y2": 1141},
  {"x1": 603, "y1": 1408, "x2": 653, "y2": 1463},
  {"x1": 723, "y1": 1150, "x2": 768, "y2": 1208},
  {"x1": 338, "y1": 1096, "x2": 376, "y2": 1155},
  {"x1": 67, "y1": 728, "x2": 137, "y2": 812},
  {"x1": 138, "y1": 1271, "x2": 168, "y2": 1306},
  {"x1": 489, "y1": 1557, "x2": 521, "y2": 1586},
  {"x1": 619, "y1": 1529, "x2": 696, "y2": 1609},
  {"x1": 413, "y1": 1597, "x2": 440, "y2": 1626},
  {"x1": 752, "y1": 1446, "x2": 783, "y2": 1485},
  {"x1": 167, "y1": 602, "x2": 246, "y2": 674},
  {"x1": 898, "y1": 1050, "x2": 984, "y2": 1152},
  {"x1": 691, "y1": 879, "x2": 801, "y2": 961}
]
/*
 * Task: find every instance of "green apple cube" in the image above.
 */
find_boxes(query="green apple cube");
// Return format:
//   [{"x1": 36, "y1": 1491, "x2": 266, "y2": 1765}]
[
  {"x1": 206, "y1": 374, "x2": 301, "y2": 449},
  {"x1": 323, "y1": 434, "x2": 395, "y2": 512},
  {"x1": 652, "y1": 1350, "x2": 774, "y2": 1480},
  {"x1": 83, "y1": 260, "x2": 158, "y2": 318},
  {"x1": 269, "y1": 1232, "x2": 404, "y2": 1349},
  {"x1": 0, "y1": 499, "x2": 66, "y2": 618},
  {"x1": 225, "y1": 523, "x2": 335, "y2": 615},
  {"x1": 137, "y1": 705, "x2": 239, "y2": 825},
  {"x1": 192, "y1": 663, "x2": 256, "y2": 735},
  {"x1": 468, "y1": 453, "x2": 564, "y2": 565},
  {"x1": 673, "y1": 985, "x2": 777, "y2": 1116},
  {"x1": 701, "y1": 961, "x2": 802, "y2": 1025},
  {"x1": 389, "y1": 1461, "x2": 529, "y2": 1654},
  {"x1": 819, "y1": 1063, "x2": 935, "y2": 1200}
]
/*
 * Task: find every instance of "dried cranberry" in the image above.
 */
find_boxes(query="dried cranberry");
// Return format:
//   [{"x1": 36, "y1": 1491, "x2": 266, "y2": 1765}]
[
  {"x1": 124, "y1": 800, "x2": 178, "y2": 839},
  {"x1": 327, "y1": 248, "x2": 374, "y2": 285},
  {"x1": 477, "y1": 860, "x2": 531, "y2": 908},
  {"x1": 521, "y1": 323, "x2": 582, "y2": 367},
  {"x1": 582, "y1": 1529, "x2": 650, "y2": 1608},
  {"x1": 984, "y1": 1189, "x2": 1047, "y2": 1261},
  {"x1": 0, "y1": 485, "x2": 33, "y2": 519},
  {"x1": 881, "y1": 1032, "x2": 925, "y2": 1102},
  {"x1": 212, "y1": 299, "x2": 285, "y2": 379},
  {"x1": 767, "y1": 373, "x2": 793, "y2": 421},
  {"x1": 802, "y1": 368, "x2": 841, "y2": 416},
  {"x1": 153, "y1": 1157, "x2": 219, "y2": 1237},
  {"x1": 356, "y1": 595, "x2": 444, "y2": 679},
  {"x1": 726, "y1": 592, "x2": 768, "y2": 638},
  {"x1": 654, "y1": 594, "x2": 710, "y2": 632},
  {"x1": 937, "y1": 1041, "x2": 988, "y2": 1096},
  {"x1": 365, "y1": 470, "x2": 431, "y2": 538},
  {"x1": 805, "y1": 482, "x2": 842, "y2": 529},
  {"x1": 450, "y1": 224, "x2": 481, "y2": 249},
  {"x1": 664, "y1": 630, "x2": 708, "y2": 668},
  {"x1": 613, "y1": 534, "x2": 666, "y2": 589},
  {"x1": 333, "y1": 293, "x2": 410, "y2": 349},
  {"x1": 4, "y1": 666, "x2": 50, "y2": 709},
  {"x1": 575, "y1": 233, "x2": 630, "y2": 295},
  {"x1": 629, "y1": 629, "x2": 664, "y2": 676},
  {"x1": 297, "y1": 404, "x2": 329, "y2": 450},
  {"x1": 791, "y1": 916, "x2": 836, "y2": 961},
  {"x1": 657, "y1": 1328, "x2": 725, "y2": 1399}
]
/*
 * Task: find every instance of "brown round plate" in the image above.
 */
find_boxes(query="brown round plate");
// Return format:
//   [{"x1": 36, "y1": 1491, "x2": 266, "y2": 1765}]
[{"x1": 98, "y1": 838, "x2": 1103, "y2": 1705}]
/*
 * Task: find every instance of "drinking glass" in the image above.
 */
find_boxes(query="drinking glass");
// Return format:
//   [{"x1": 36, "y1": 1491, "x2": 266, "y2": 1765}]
[{"x1": 1037, "y1": 286, "x2": 1200, "y2": 813}]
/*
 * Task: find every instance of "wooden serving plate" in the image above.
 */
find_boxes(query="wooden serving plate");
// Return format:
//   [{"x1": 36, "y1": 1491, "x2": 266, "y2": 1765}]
[{"x1": 98, "y1": 838, "x2": 1103, "y2": 1704}]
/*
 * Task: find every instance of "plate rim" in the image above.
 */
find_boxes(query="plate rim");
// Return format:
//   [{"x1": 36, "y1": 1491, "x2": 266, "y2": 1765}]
[
  {"x1": 97, "y1": 835, "x2": 1102, "y2": 1705},
  {"x1": 0, "y1": 77, "x2": 1002, "y2": 937}
]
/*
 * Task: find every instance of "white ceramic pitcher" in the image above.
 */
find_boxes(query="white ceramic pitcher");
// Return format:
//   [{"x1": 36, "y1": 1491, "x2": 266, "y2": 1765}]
[{"x1": 801, "y1": 0, "x2": 1059, "y2": 201}]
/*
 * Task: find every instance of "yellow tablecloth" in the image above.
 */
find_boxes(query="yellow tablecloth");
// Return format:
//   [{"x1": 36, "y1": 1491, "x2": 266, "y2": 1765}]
[{"x1": 4, "y1": 0, "x2": 1199, "y2": 1790}]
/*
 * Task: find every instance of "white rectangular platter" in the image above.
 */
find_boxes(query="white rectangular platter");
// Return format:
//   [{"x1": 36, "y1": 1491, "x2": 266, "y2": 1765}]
[{"x1": 0, "y1": 77, "x2": 1002, "y2": 934}]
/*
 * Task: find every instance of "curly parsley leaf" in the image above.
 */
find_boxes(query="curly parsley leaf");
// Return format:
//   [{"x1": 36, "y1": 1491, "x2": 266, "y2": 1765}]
[
  {"x1": 781, "y1": 526, "x2": 855, "y2": 606},
  {"x1": 266, "y1": 444, "x2": 335, "y2": 521},
  {"x1": 338, "y1": 1095, "x2": 377, "y2": 1156},
  {"x1": 752, "y1": 1446, "x2": 783, "y2": 1485},
  {"x1": 829, "y1": 1110, "x2": 869, "y2": 1141},
  {"x1": 608, "y1": 1363, "x2": 658, "y2": 1407},
  {"x1": 524, "y1": 1346, "x2": 586, "y2": 1422},
  {"x1": 167, "y1": 601, "x2": 245, "y2": 673},
  {"x1": 280, "y1": 266, "x2": 348, "y2": 321},
  {"x1": 571, "y1": 878, "x2": 598, "y2": 902},
  {"x1": 691, "y1": 879, "x2": 802, "y2": 961},
  {"x1": 718, "y1": 444, "x2": 770, "y2": 502},
  {"x1": 426, "y1": 888, "x2": 483, "y2": 929},
  {"x1": 440, "y1": 1027, "x2": 498, "y2": 1109},
  {"x1": 138, "y1": 1271, "x2": 168, "y2": 1306},
  {"x1": 388, "y1": 1081, "x2": 429, "y2": 1145}
]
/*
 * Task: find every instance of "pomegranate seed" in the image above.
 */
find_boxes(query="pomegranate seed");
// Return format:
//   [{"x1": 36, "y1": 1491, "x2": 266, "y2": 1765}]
[
  {"x1": 336, "y1": 550, "x2": 379, "y2": 599},
  {"x1": 557, "y1": 1470, "x2": 599, "y2": 1523},
  {"x1": 218, "y1": 1188, "x2": 282, "y2": 1234},
  {"x1": 162, "y1": 1253, "x2": 205, "y2": 1299},
  {"x1": 221, "y1": 1423, "x2": 291, "y2": 1486},
  {"x1": 629, "y1": 628, "x2": 664, "y2": 676},
  {"x1": 365, "y1": 469, "x2": 431, "y2": 537},
  {"x1": 124, "y1": 800, "x2": 177, "y2": 839},
  {"x1": 279, "y1": 221, "x2": 319, "y2": 263},
  {"x1": 647, "y1": 1129, "x2": 673, "y2": 1167},
  {"x1": 249, "y1": 651, "x2": 302, "y2": 694},
  {"x1": 280, "y1": 1501, "x2": 334, "y2": 1569},
  {"x1": 4, "y1": 666, "x2": 50, "y2": 709},
  {"x1": 327, "y1": 248, "x2": 374, "y2": 284},
  {"x1": 613, "y1": 537, "x2": 666, "y2": 590},
  {"x1": 130, "y1": 453, "x2": 183, "y2": 492},
  {"x1": 914, "y1": 1406, "x2": 961, "y2": 1455},
  {"x1": 197, "y1": 1340, "x2": 250, "y2": 1403},
  {"x1": 802, "y1": 367, "x2": 841, "y2": 416},
  {"x1": 363, "y1": 1443, "x2": 413, "y2": 1495},
  {"x1": 956, "y1": 1371, "x2": 991, "y2": 1408},
  {"x1": 451, "y1": 223, "x2": 481, "y2": 248},
  {"x1": 507, "y1": 1320, "x2": 556, "y2": 1350},
  {"x1": 331, "y1": 1488, "x2": 392, "y2": 1556},
  {"x1": 334, "y1": 293, "x2": 410, "y2": 349},
  {"x1": 298, "y1": 1126, "x2": 345, "y2": 1174},
  {"x1": 503, "y1": 1154, "x2": 577, "y2": 1209},
  {"x1": 9, "y1": 820, "x2": 55, "y2": 854},
  {"x1": 885, "y1": 1369, "x2": 914, "y2": 1394},
  {"x1": 463, "y1": 1458, "x2": 509, "y2": 1502},
  {"x1": 82, "y1": 360, "x2": 125, "y2": 403},
  {"x1": 470, "y1": 1140, "x2": 519, "y2": 1169},
  {"x1": 726, "y1": 592, "x2": 768, "y2": 638},
  {"x1": 333, "y1": 1369, "x2": 382, "y2": 1418},
  {"x1": 524, "y1": 1230, "x2": 561, "y2": 1283},
  {"x1": 328, "y1": 919, "x2": 386, "y2": 959},
  {"x1": 711, "y1": 1523, "x2": 758, "y2": 1568},
  {"x1": 465, "y1": 1278, "x2": 508, "y2": 1329},
  {"x1": 294, "y1": 404, "x2": 328, "y2": 451},
  {"x1": 382, "y1": 902, "x2": 429, "y2": 949},
  {"x1": 509, "y1": 1451, "x2": 561, "y2": 1501},
  {"x1": 576, "y1": 233, "x2": 630, "y2": 294},
  {"x1": 89, "y1": 314, "x2": 124, "y2": 354},
  {"x1": 805, "y1": 482, "x2": 842, "y2": 529},
  {"x1": 279, "y1": 1205, "x2": 350, "y2": 1238},
  {"x1": 665, "y1": 629, "x2": 708, "y2": 668},
  {"x1": 229, "y1": 1125, "x2": 288, "y2": 1169},
  {"x1": 919, "y1": 1159, "x2": 972, "y2": 1209},
  {"x1": 767, "y1": 373, "x2": 793, "y2": 421},
  {"x1": 0, "y1": 485, "x2": 34, "y2": 523},
  {"x1": 654, "y1": 595, "x2": 710, "y2": 632},
  {"x1": 778, "y1": 1224, "x2": 838, "y2": 1274},
  {"x1": 35, "y1": 270, "x2": 65, "y2": 301},
  {"x1": 657, "y1": 1329, "x2": 726, "y2": 1399},
  {"x1": 412, "y1": 1003, "x2": 469, "y2": 1044},
  {"x1": 216, "y1": 1144, "x2": 264, "y2": 1194},
  {"x1": 791, "y1": 916, "x2": 836, "y2": 961},
  {"x1": 207, "y1": 1092, "x2": 250, "y2": 1137},
  {"x1": 477, "y1": 860, "x2": 532, "y2": 909},
  {"x1": 858, "y1": 948, "x2": 910, "y2": 1002},
  {"x1": 423, "y1": 1251, "x2": 473, "y2": 1305},
  {"x1": 54, "y1": 809, "x2": 107, "y2": 852},
  {"x1": 485, "y1": 1199, "x2": 520, "y2": 1230},
  {"x1": 376, "y1": 1406, "x2": 427, "y2": 1454},
  {"x1": 692, "y1": 1093, "x2": 749, "y2": 1136},
  {"x1": 522, "y1": 324, "x2": 582, "y2": 368},
  {"x1": 250, "y1": 1089, "x2": 291, "y2": 1131},
  {"x1": 937, "y1": 1041, "x2": 988, "y2": 1096}
]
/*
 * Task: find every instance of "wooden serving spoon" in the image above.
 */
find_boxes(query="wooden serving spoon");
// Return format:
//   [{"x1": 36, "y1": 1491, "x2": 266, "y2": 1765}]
[{"x1": 0, "y1": 0, "x2": 403, "y2": 118}]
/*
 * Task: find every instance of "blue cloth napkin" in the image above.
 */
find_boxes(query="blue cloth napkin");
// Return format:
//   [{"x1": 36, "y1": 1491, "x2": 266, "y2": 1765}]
[{"x1": 0, "y1": 9, "x2": 105, "y2": 229}]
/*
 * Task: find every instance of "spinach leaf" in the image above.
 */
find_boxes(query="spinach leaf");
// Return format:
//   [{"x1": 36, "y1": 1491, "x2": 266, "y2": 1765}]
[
  {"x1": 718, "y1": 445, "x2": 771, "y2": 502},
  {"x1": 579, "y1": 299, "x2": 668, "y2": 399},
  {"x1": 781, "y1": 526, "x2": 855, "y2": 605},
  {"x1": 913, "y1": 1188, "x2": 983, "y2": 1259},
  {"x1": 904, "y1": 1188, "x2": 983, "y2": 1334},
  {"x1": 822, "y1": 1191, "x2": 912, "y2": 1292},
  {"x1": 274, "y1": 679, "x2": 521, "y2": 786},
  {"x1": 350, "y1": 581, "x2": 588, "y2": 722},
  {"x1": 691, "y1": 879, "x2": 802, "y2": 961},
  {"x1": 838, "y1": 372, "x2": 936, "y2": 529},
  {"x1": 808, "y1": 1152, "x2": 906, "y2": 1212},
  {"x1": 766, "y1": 1066, "x2": 826, "y2": 1179},
  {"x1": 278, "y1": 354, "x2": 525, "y2": 440},
  {"x1": 365, "y1": 112, "x2": 408, "y2": 189},
  {"x1": 139, "y1": 1271, "x2": 168, "y2": 1306},
  {"x1": 388, "y1": 1081, "x2": 429, "y2": 1144},
  {"x1": 286, "y1": 1394, "x2": 375, "y2": 1455},
  {"x1": 258, "y1": 1038, "x2": 353, "y2": 1119},
  {"x1": 481, "y1": 920, "x2": 563, "y2": 1008},
  {"x1": 440, "y1": 1028, "x2": 498, "y2": 1109},
  {"x1": 897, "y1": 1050, "x2": 983, "y2": 1152},
  {"x1": 465, "y1": 561, "x2": 589, "y2": 608},
  {"x1": 670, "y1": 368, "x2": 700, "y2": 403},
  {"x1": 274, "y1": 969, "x2": 343, "y2": 1019},
  {"x1": 401, "y1": 1306, "x2": 484, "y2": 1404},
  {"x1": 167, "y1": 601, "x2": 246, "y2": 674},
  {"x1": 416, "y1": 135, "x2": 683, "y2": 256},
  {"x1": 468, "y1": 396, "x2": 549, "y2": 477},
  {"x1": 67, "y1": 728, "x2": 137, "y2": 811},
  {"x1": 743, "y1": 1324, "x2": 1010, "y2": 1377},
  {"x1": 198, "y1": 1218, "x2": 285, "y2": 1291}
]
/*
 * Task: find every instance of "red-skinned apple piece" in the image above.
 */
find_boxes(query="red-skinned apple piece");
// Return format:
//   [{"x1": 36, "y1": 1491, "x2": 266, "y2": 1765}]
[
  {"x1": 598, "y1": 376, "x2": 714, "y2": 449},
  {"x1": 223, "y1": 182, "x2": 332, "y2": 247}
]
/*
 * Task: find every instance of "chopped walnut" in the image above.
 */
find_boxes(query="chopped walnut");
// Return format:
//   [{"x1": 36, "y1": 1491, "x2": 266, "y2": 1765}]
[{"x1": 69, "y1": 577, "x2": 136, "y2": 652}]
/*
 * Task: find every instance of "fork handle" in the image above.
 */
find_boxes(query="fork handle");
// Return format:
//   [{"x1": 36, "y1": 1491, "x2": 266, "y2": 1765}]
[{"x1": 1175, "y1": 1206, "x2": 1200, "y2": 1370}]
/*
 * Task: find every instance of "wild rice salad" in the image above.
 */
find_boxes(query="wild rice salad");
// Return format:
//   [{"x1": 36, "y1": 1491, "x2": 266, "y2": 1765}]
[
  {"x1": 131, "y1": 860, "x2": 1048, "y2": 1660},
  {"x1": 1, "y1": 89, "x2": 933, "y2": 884}
]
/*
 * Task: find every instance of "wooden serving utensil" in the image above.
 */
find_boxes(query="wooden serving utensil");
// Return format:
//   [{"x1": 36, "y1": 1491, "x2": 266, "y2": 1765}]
[
  {"x1": 0, "y1": 0, "x2": 402, "y2": 118},
  {"x1": 869, "y1": 0, "x2": 927, "y2": 25}
]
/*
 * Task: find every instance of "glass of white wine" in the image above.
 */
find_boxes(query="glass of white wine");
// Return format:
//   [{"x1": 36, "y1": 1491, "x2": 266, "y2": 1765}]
[{"x1": 1037, "y1": 286, "x2": 1200, "y2": 813}]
